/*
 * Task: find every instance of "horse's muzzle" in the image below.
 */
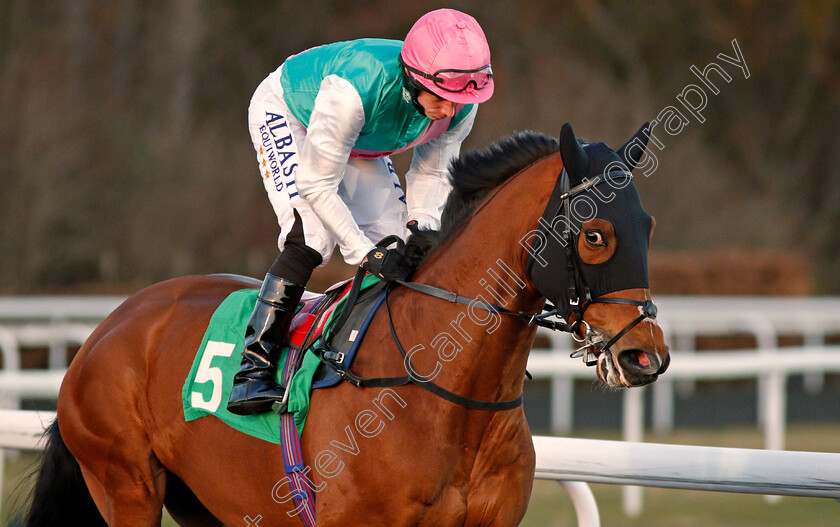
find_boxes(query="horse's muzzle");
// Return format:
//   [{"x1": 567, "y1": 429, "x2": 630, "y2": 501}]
[{"x1": 615, "y1": 348, "x2": 670, "y2": 386}]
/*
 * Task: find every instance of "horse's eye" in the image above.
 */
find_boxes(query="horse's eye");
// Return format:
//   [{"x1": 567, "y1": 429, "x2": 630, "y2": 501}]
[{"x1": 584, "y1": 231, "x2": 605, "y2": 246}]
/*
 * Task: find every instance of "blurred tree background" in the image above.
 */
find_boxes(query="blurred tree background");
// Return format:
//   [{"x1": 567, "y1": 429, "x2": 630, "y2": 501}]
[{"x1": 1, "y1": 0, "x2": 838, "y2": 294}]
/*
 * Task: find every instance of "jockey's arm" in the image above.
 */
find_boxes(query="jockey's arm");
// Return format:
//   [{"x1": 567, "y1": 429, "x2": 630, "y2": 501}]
[
  {"x1": 404, "y1": 104, "x2": 477, "y2": 230},
  {"x1": 295, "y1": 75, "x2": 375, "y2": 265}
]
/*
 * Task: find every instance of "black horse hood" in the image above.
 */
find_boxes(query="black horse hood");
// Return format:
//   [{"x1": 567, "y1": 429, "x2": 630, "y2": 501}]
[{"x1": 526, "y1": 123, "x2": 653, "y2": 319}]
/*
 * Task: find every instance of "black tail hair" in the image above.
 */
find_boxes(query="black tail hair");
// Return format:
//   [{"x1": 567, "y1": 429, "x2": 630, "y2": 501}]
[{"x1": 16, "y1": 419, "x2": 106, "y2": 527}]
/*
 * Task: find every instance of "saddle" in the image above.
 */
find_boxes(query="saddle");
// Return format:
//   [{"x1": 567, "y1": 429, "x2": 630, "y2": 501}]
[{"x1": 283, "y1": 273, "x2": 387, "y2": 390}]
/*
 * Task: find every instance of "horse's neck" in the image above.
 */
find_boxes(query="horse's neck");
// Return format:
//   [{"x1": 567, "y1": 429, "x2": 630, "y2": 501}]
[{"x1": 398, "y1": 155, "x2": 562, "y2": 402}]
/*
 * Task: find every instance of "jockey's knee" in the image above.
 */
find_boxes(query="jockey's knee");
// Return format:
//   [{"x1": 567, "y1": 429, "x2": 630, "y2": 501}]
[{"x1": 269, "y1": 243, "x2": 323, "y2": 285}]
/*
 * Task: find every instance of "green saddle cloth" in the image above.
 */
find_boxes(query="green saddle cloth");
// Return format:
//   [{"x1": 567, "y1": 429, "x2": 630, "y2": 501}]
[{"x1": 181, "y1": 275, "x2": 380, "y2": 442}]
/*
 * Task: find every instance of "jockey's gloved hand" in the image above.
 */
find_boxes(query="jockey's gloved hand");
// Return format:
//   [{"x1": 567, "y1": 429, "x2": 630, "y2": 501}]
[{"x1": 362, "y1": 242, "x2": 411, "y2": 282}]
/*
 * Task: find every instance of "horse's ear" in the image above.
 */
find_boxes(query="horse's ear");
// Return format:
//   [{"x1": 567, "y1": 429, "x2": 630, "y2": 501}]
[
  {"x1": 617, "y1": 122, "x2": 651, "y2": 171},
  {"x1": 559, "y1": 122, "x2": 588, "y2": 183}
]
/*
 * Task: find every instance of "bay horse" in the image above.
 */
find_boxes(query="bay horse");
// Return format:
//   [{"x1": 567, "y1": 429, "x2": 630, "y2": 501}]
[{"x1": 21, "y1": 123, "x2": 668, "y2": 526}]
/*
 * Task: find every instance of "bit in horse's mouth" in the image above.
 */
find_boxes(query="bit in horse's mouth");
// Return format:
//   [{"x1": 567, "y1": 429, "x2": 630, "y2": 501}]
[
  {"x1": 598, "y1": 351, "x2": 618, "y2": 386},
  {"x1": 596, "y1": 348, "x2": 620, "y2": 387}
]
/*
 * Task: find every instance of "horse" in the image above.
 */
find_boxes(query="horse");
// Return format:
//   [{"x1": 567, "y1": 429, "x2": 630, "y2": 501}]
[{"x1": 20, "y1": 123, "x2": 669, "y2": 527}]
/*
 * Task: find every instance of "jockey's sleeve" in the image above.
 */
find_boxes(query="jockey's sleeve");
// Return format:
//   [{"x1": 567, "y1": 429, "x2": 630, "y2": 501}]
[
  {"x1": 295, "y1": 75, "x2": 375, "y2": 265},
  {"x1": 405, "y1": 104, "x2": 477, "y2": 230}
]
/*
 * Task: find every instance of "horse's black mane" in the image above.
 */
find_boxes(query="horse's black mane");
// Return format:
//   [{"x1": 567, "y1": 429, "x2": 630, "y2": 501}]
[{"x1": 404, "y1": 131, "x2": 560, "y2": 271}]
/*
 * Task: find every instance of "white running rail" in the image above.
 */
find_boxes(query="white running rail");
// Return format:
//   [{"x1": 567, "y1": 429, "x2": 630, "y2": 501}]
[{"x1": 1, "y1": 412, "x2": 839, "y2": 527}]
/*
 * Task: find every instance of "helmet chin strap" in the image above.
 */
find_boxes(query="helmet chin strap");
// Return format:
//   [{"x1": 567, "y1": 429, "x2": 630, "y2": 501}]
[{"x1": 400, "y1": 67, "x2": 428, "y2": 116}]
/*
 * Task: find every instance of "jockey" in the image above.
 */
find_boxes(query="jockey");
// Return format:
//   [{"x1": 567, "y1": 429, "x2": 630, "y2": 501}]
[{"x1": 227, "y1": 8, "x2": 495, "y2": 415}]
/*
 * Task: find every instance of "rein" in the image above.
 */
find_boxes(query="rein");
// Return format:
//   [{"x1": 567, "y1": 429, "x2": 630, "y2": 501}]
[
  {"x1": 315, "y1": 275, "x2": 524, "y2": 411},
  {"x1": 312, "y1": 266, "x2": 523, "y2": 411},
  {"x1": 394, "y1": 280, "x2": 574, "y2": 332}
]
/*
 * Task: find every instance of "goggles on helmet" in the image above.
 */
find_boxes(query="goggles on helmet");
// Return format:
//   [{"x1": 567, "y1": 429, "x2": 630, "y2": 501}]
[{"x1": 398, "y1": 55, "x2": 492, "y2": 94}]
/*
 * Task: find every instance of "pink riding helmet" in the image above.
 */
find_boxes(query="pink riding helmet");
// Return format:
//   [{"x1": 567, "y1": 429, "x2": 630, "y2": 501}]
[{"x1": 401, "y1": 9, "x2": 494, "y2": 105}]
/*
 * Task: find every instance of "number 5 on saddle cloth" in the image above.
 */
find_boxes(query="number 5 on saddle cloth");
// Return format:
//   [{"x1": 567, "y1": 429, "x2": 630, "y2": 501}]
[{"x1": 182, "y1": 271, "x2": 387, "y2": 442}]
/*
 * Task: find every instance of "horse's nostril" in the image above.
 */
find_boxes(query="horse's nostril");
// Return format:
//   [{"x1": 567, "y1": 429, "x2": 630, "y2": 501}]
[{"x1": 617, "y1": 349, "x2": 661, "y2": 375}]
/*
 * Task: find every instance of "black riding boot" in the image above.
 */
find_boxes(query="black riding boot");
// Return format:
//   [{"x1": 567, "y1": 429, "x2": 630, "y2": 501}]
[{"x1": 227, "y1": 274, "x2": 305, "y2": 415}]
